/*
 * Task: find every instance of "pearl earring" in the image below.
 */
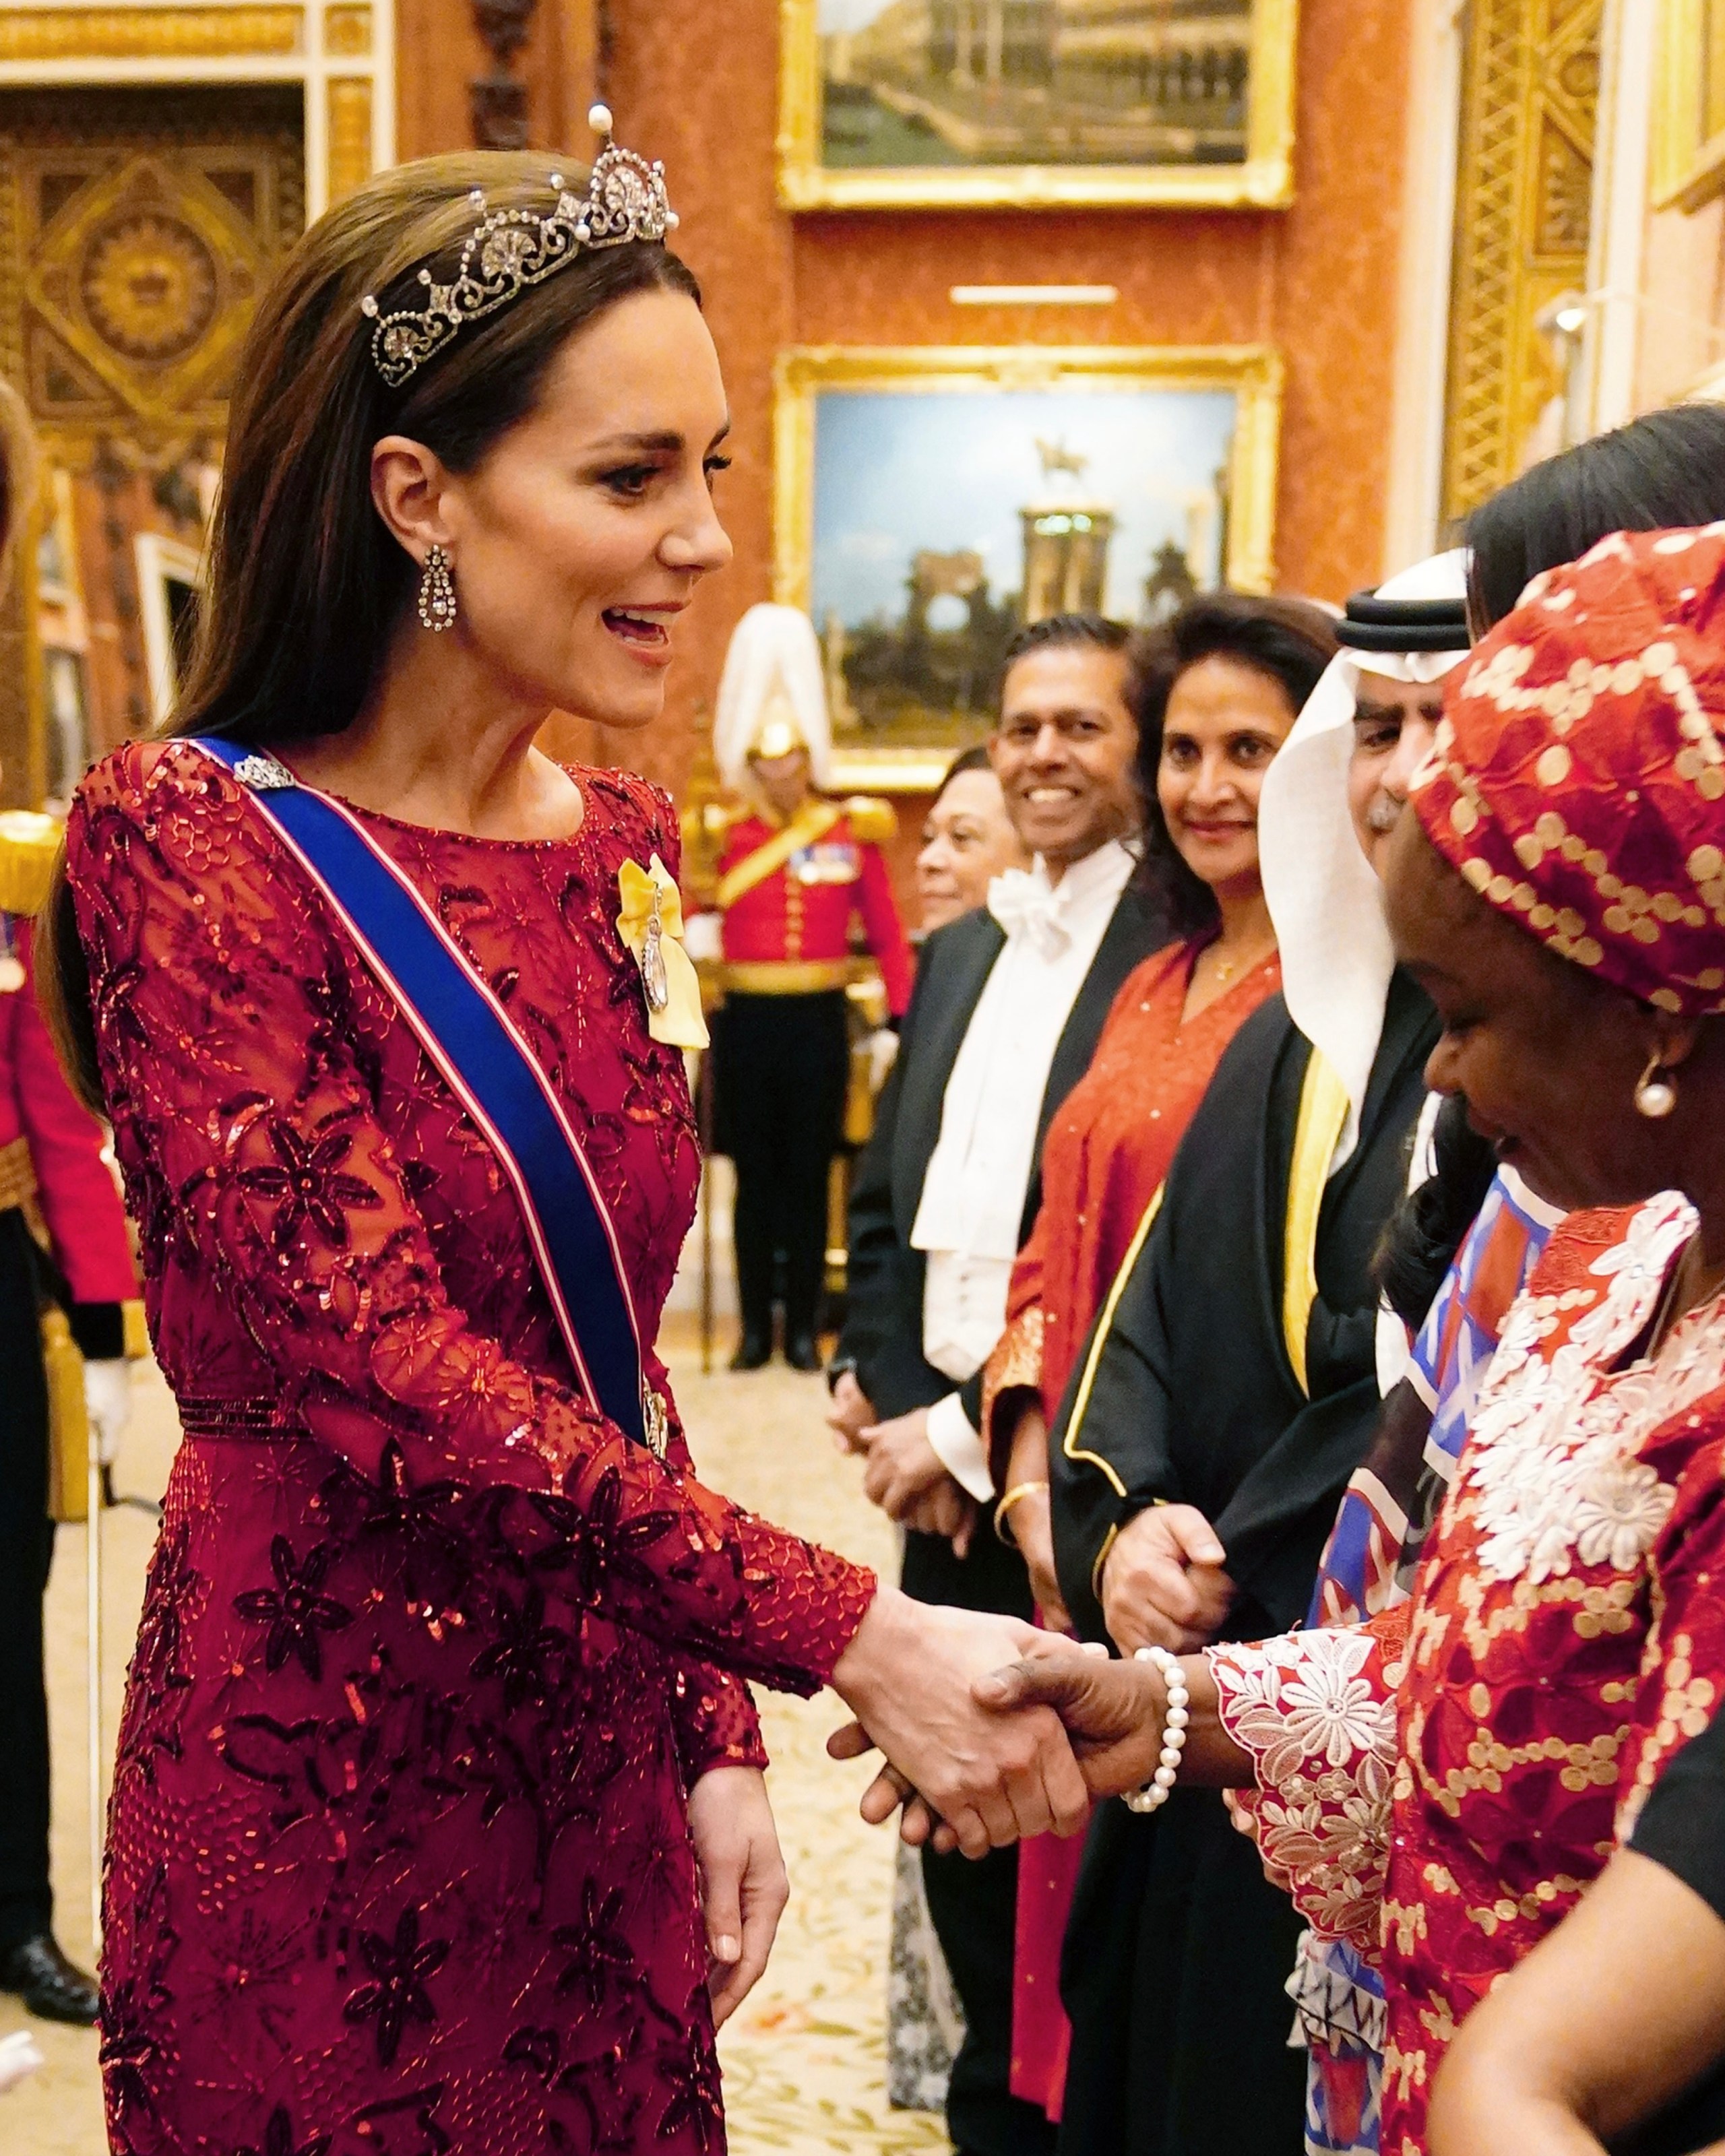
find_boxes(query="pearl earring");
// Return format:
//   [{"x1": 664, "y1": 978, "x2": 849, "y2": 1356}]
[
  {"x1": 418, "y1": 544, "x2": 457, "y2": 632},
  {"x1": 1635, "y1": 1054, "x2": 1678, "y2": 1119}
]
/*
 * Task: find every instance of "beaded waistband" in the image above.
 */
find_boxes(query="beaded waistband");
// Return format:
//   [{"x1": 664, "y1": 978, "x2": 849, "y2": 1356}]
[{"x1": 177, "y1": 1396, "x2": 299, "y2": 1440}]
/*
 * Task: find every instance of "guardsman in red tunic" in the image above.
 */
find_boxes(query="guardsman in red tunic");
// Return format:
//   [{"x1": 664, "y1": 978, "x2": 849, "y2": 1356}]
[
  {"x1": 0, "y1": 809, "x2": 139, "y2": 2024},
  {"x1": 691, "y1": 605, "x2": 912, "y2": 1372}
]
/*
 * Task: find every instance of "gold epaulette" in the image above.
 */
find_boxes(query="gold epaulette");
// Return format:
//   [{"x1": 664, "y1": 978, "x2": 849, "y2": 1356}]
[
  {"x1": 680, "y1": 798, "x2": 749, "y2": 846},
  {"x1": 0, "y1": 811, "x2": 63, "y2": 918},
  {"x1": 841, "y1": 794, "x2": 897, "y2": 846}
]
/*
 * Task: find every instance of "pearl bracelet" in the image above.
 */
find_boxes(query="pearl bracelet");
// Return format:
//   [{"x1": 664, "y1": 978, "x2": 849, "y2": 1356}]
[{"x1": 1121, "y1": 1644, "x2": 1189, "y2": 1814}]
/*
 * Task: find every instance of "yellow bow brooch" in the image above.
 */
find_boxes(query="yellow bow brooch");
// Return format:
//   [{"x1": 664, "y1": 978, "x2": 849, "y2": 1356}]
[{"x1": 617, "y1": 854, "x2": 709, "y2": 1051}]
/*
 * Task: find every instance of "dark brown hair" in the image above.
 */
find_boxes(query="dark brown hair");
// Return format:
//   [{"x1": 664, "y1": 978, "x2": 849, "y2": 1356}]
[
  {"x1": 1465, "y1": 402, "x2": 1725, "y2": 631},
  {"x1": 1129, "y1": 591, "x2": 1339, "y2": 937},
  {"x1": 39, "y1": 149, "x2": 702, "y2": 1107},
  {"x1": 930, "y1": 742, "x2": 994, "y2": 805}
]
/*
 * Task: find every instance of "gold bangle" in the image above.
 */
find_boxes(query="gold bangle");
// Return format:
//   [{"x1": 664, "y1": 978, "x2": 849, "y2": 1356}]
[{"x1": 994, "y1": 1479, "x2": 1050, "y2": 1548}]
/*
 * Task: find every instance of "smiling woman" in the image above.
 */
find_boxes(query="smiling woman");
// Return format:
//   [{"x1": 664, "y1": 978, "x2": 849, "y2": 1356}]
[{"x1": 26, "y1": 123, "x2": 1094, "y2": 2156}]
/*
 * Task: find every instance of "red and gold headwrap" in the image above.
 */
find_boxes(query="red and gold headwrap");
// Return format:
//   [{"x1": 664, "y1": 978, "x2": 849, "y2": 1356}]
[{"x1": 1412, "y1": 523, "x2": 1725, "y2": 1016}]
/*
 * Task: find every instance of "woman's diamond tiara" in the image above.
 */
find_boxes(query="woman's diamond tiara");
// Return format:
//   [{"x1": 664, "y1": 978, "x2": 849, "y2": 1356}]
[{"x1": 360, "y1": 104, "x2": 679, "y2": 389}]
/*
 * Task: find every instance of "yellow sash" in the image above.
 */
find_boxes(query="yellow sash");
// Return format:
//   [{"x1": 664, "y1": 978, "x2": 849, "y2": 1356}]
[
  {"x1": 1281, "y1": 1052, "x2": 1351, "y2": 1396},
  {"x1": 715, "y1": 801, "x2": 842, "y2": 913},
  {"x1": 1058, "y1": 1046, "x2": 1350, "y2": 1592}
]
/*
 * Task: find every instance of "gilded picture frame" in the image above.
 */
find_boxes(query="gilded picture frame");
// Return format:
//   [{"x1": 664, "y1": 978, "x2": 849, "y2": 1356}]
[
  {"x1": 774, "y1": 343, "x2": 1282, "y2": 790},
  {"x1": 777, "y1": 0, "x2": 1299, "y2": 212},
  {"x1": 1652, "y1": 0, "x2": 1725, "y2": 212}
]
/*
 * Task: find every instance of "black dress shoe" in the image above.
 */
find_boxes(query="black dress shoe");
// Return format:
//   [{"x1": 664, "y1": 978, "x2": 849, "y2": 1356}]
[
  {"x1": 784, "y1": 1333, "x2": 821, "y2": 1373},
  {"x1": 729, "y1": 1331, "x2": 772, "y2": 1372},
  {"x1": 0, "y1": 1933, "x2": 99, "y2": 2024}
]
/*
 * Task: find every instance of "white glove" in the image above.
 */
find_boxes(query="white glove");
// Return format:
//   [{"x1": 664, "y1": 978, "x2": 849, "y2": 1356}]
[
  {"x1": 83, "y1": 1357, "x2": 133, "y2": 1469},
  {"x1": 867, "y1": 1025, "x2": 900, "y2": 1094},
  {"x1": 0, "y1": 2029, "x2": 44, "y2": 2093}
]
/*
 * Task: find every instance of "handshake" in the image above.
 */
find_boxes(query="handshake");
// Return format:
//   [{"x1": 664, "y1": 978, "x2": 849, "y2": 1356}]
[{"x1": 824, "y1": 1587, "x2": 1197, "y2": 1858}]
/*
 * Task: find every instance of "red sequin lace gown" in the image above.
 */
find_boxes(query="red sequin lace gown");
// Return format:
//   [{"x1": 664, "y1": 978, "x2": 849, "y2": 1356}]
[{"x1": 68, "y1": 742, "x2": 877, "y2": 2156}]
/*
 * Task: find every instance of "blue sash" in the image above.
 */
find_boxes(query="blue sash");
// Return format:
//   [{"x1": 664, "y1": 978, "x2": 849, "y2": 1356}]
[{"x1": 194, "y1": 737, "x2": 660, "y2": 1453}]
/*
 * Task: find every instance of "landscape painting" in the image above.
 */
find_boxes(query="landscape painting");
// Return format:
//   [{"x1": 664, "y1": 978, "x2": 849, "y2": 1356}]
[
  {"x1": 772, "y1": 346, "x2": 1282, "y2": 786},
  {"x1": 777, "y1": 0, "x2": 1298, "y2": 210}
]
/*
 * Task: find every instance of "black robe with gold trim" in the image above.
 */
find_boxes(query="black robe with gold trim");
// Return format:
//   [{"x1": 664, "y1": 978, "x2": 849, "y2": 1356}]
[{"x1": 1048, "y1": 970, "x2": 1437, "y2": 2156}]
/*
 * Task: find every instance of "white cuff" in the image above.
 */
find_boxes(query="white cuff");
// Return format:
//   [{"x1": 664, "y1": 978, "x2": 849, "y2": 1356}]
[{"x1": 925, "y1": 1391, "x2": 995, "y2": 1503}]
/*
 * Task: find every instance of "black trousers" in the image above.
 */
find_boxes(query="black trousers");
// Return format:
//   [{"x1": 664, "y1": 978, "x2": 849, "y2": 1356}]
[
  {"x1": 716, "y1": 990, "x2": 849, "y2": 1342},
  {"x1": 904, "y1": 1521, "x2": 1055, "y2": 2156},
  {"x1": 0, "y1": 1206, "x2": 55, "y2": 1956}
]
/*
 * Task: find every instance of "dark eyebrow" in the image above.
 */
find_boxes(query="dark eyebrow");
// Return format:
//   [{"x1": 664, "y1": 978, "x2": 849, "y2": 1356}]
[
  {"x1": 586, "y1": 420, "x2": 733, "y2": 455},
  {"x1": 588, "y1": 431, "x2": 685, "y2": 454},
  {"x1": 1355, "y1": 697, "x2": 1445, "y2": 722}
]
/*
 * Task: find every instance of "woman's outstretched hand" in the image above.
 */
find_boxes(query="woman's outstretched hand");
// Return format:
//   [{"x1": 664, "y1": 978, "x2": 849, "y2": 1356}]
[
  {"x1": 834, "y1": 1633, "x2": 1176, "y2": 1852},
  {"x1": 827, "y1": 1587, "x2": 1090, "y2": 1858},
  {"x1": 687, "y1": 1765, "x2": 789, "y2": 2029},
  {"x1": 972, "y1": 1635, "x2": 1169, "y2": 1796}
]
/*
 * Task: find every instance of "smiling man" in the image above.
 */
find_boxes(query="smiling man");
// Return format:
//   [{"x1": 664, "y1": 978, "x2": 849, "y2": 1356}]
[{"x1": 831, "y1": 611, "x2": 1166, "y2": 2156}]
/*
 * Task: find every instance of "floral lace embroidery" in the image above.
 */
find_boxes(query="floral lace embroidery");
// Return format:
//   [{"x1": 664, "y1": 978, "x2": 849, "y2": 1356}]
[
  {"x1": 1464, "y1": 1193, "x2": 1707, "y2": 1585},
  {"x1": 1210, "y1": 1628, "x2": 1398, "y2": 1951}
]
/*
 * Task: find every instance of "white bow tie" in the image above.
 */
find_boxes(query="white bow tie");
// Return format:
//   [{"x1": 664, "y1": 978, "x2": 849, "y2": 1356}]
[{"x1": 989, "y1": 868, "x2": 1070, "y2": 957}]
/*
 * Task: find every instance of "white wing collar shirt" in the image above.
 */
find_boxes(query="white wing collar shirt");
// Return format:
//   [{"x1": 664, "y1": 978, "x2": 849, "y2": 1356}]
[{"x1": 910, "y1": 837, "x2": 1137, "y2": 1500}]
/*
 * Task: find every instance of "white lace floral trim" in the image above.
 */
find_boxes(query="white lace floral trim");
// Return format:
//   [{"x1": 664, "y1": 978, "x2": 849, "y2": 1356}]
[
  {"x1": 1209, "y1": 1628, "x2": 1397, "y2": 1951},
  {"x1": 1460, "y1": 1192, "x2": 1719, "y2": 1585}
]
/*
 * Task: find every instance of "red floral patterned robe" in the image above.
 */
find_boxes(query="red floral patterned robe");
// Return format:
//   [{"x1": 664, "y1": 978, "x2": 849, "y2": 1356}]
[
  {"x1": 1208, "y1": 1193, "x2": 1725, "y2": 2156},
  {"x1": 69, "y1": 742, "x2": 876, "y2": 2156}
]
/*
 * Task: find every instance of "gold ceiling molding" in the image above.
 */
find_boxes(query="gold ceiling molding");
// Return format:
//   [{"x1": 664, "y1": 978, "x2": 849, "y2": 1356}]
[
  {"x1": 0, "y1": 8, "x2": 303, "y2": 62},
  {"x1": 1442, "y1": 0, "x2": 1602, "y2": 528}
]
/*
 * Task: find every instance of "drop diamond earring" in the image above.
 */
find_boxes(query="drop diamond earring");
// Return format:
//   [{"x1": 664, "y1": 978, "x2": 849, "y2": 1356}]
[
  {"x1": 1635, "y1": 1054, "x2": 1678, "y2": 1119},
  {"x1": 418, "y1": 544, "x2": 457, "y2": 633}
]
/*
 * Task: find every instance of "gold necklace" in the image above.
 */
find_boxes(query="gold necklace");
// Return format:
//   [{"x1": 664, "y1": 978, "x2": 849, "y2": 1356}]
[{"x1": 1207, "y1": 935, "x2": 1276, "y2": 986}]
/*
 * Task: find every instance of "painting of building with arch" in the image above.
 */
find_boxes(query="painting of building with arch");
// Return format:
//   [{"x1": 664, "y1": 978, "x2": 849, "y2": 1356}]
[{"x1": 772, "y1": 345, "x2": 1281, "y2": 784}]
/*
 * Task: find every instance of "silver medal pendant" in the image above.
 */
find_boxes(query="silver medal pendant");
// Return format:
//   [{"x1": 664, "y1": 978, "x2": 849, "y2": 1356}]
[
  {"x1": 642, "y1": 1387, "x2": 670, "y2": 1459},
  {"x1": 0, "y1": 955, "x2": 23, "y2": 994},
  {"x1": 638, "y1": 889, "x2": 670, "y2": 1013}
]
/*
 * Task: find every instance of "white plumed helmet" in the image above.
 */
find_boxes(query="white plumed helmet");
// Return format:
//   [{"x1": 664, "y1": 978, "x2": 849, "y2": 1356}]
[{"x1": 713, "y1": 604, "x2": 834, "y2": 797}]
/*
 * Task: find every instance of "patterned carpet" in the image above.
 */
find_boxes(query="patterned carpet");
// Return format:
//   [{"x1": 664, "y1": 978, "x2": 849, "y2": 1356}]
[{"x1": 1, "y1": 1323, "x2": 951, "y2": 2154}]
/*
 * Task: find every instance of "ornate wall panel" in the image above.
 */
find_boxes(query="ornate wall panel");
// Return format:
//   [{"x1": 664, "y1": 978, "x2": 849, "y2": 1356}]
[
  {"x1": 1443, "y1": 0, "x2": 1601, "y2": 526},
  {"x1": 0, "y1": 86, "x2": 304, "y2": 801}
]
